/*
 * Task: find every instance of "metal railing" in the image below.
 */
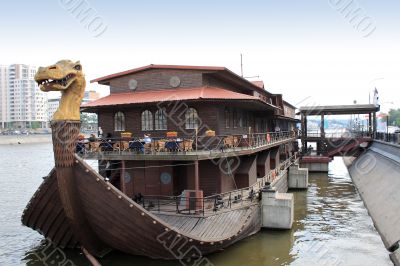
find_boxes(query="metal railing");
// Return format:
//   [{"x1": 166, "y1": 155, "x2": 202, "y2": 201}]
[
  {"x1": 76, "y1": 131, "x2": 298, "y2": 157},
  {"x1": 139, "y1": 153, "x2": 298, "y2": 216},
  {"x1": 375, "y1": 132, "x2": 400, "y2": 144},
  {"x1": 305, "y1": 130, "x2": 373, "y2": 139}
]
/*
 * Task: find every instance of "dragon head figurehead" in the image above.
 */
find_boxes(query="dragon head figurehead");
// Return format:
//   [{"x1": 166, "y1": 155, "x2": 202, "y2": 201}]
[{"x1": 35, "y1": 60, "x2": 85, "y2": 121}]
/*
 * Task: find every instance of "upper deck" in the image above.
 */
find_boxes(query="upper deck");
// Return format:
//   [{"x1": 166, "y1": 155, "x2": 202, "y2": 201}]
[{"x1": 78, "y1": 131, "x2": 298, "y2": 161}]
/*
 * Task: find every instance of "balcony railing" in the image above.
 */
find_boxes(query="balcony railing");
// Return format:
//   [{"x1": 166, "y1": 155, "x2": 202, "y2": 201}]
[
  {"x1": 305, "y1": 130, "x2": 373, "y2": 139},
  {"x1": 137, "y1": 153, "x2": 299, "y2": 216},
  {"x1": 77, "y1": 131, "x2": 298, "y2": 158}
]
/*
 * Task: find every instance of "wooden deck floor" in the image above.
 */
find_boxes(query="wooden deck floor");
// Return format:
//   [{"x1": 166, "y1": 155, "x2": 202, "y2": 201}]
[{"x1": 155, "y1": 204, "x2": 259, "y2": 241}]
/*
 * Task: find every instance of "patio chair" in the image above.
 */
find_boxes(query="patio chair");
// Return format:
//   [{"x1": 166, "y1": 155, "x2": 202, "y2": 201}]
[{"x1": 129, "y1": 141, "x2": 144, "y2": 153}]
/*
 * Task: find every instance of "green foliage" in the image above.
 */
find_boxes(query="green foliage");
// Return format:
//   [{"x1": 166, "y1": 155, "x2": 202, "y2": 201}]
[
  {"x1": 80, "y1": 112, "x2": 98, "y2": 124},
  {"x1": 382, "y1": 108, "x2": 400, "y2": 126},
  {"x1": 31, "y1": 121, "x2": 41, "y2": 129}
]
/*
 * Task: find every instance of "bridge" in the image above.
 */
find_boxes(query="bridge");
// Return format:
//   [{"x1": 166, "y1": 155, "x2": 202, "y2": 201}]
[{"x1": 298, "y1": 104, "x2": 380, "y2": 157}]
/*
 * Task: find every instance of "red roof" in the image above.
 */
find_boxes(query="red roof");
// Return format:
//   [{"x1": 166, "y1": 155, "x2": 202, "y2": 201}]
[
  {"x1": 91, "y1": 64, "x2": 227, "y2": 84},
  {"x1": 251, "y1": 81, "x2": 264, "y2": 89},
  {"x1": 83, "y1": 87, "x2": 261, "y2": 108}
]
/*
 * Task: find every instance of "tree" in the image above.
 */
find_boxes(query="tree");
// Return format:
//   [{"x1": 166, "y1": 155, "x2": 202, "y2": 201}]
[
  {"x1": 388, "y1": 109, "x2": 400, "y2": 126},
  {"x1": 80, "y1": 112, "x2": 98, "y2": 124},
  {"x1": 381, "y1": 109, "x2": 400, "y2": 126}
]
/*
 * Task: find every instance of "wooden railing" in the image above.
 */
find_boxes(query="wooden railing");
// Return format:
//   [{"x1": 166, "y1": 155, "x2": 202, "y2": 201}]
[{"x1": 76, "y1": 131, "x2": 297, "y2": 157}]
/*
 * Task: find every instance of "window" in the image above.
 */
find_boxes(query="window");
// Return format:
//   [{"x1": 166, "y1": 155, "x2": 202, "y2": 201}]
[
  {"x1": 155, "y1": 108, "x2": 167, "y2": 130},
  {"x1": 225, "y1": 108, "x2": 230, "y2": 128},
  {"x1": 233, "y1": 111, "x2": 238, "y2": 128},
  {"x1": 243, "y1": 111, "x2": 248, "y2": 128},
  {"x1": 185, "y1": 108, "x2": 199, "y2": 129},
  {"x1": 141, "y1": 110, "x2": 153, "y2": 131},
  {"x1": 114, "y1": 111, "x2": 125, "y2": 131},
  {"x1": 239, "y1": 112, "x2": 243, "y2": 128}
]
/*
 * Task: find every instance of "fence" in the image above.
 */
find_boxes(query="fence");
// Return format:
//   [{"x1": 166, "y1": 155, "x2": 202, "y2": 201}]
[
  {"x1": 375, "y1": 132, "x2": 400, "y2": 145},
  {"x1": 139, "y1": 153, "x2": 298, "y2": 216},
  {"x1": 77, "y1": 131, "x2": 297, "y2": 156}
]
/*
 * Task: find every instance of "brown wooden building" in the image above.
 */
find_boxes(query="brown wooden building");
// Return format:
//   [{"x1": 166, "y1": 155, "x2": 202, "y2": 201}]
[{"x1": 82, "y1": 65, "x2": 299, "y2": 197}]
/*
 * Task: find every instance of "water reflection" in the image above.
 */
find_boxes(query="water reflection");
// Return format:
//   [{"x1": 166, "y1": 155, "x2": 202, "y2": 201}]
[{"x1": 0, "y1": 143, "x2": 391, "y2": 265}]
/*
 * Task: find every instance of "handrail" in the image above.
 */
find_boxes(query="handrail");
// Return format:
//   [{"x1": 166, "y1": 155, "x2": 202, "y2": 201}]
[
  {"x1": 305, "y1": 130, "x2": 373, "y2": 139},
  {"x1": 140, "y1": 152, "x2": 299, "y2": 216},
  {"x1": 77, "y1": 130, "x2": 298, "y2": 156},
  {"x1": 374, "y1": 132, "x2": 400, "y2": 144}
]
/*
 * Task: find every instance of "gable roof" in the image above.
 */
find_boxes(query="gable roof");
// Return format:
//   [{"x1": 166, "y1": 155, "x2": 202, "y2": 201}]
[
  {"x1": 90, "y1": 64, "x2": 226, "y2": 84},
  {"x1": 251, "y1": 81, "x2": 264, "y2": 89},
  {"x1": 90, "y1": 64, "x2": 270, "y2": 95}
]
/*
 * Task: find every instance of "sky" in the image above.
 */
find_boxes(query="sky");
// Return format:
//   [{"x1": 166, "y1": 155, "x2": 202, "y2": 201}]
[{"x1": 1, "y1": 0, "x2": 399, "y2": 113}]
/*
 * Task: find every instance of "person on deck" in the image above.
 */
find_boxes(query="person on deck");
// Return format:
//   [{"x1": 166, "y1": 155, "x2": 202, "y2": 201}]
[
  {"x1": 144, "y1": 134, "x2": 152, "y2": 144},
  {"x1": 98, "y1": 127, "x2": 103, "y2": 138}
]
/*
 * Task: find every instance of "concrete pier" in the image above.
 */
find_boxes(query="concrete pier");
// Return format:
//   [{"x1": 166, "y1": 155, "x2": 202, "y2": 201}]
[
  {"x1": 300, "y1": 156, "x2": 330, "y2": 172},
  {"x1": 261, "y1": 188, "x2": 294, "y2": 229},
  {"x1": 288, "y1": 165, "x2": 308, "y2": 189}
]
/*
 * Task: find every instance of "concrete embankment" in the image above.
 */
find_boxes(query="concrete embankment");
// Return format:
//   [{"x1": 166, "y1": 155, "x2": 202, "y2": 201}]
[
  {"x1": 346, "y1": 140, "x2": 400, "y2": 265},
  {"x1": 0, "y1": 135, "x2": 52, "y2": 145}
]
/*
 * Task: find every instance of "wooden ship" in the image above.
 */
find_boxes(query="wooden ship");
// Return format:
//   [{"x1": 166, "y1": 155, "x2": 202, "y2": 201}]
[{"x1": 22, "y1": 61, "x2": 299, "y2": 259}]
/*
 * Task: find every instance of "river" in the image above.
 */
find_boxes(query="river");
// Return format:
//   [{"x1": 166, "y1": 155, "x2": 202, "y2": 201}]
[{"x1": 0, "y1": 143, "x2": 392, "y2": 265}]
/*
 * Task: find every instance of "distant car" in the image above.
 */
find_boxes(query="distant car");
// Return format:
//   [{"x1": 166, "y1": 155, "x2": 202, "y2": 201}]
[{"x1": 395, "y1": 129, "x2": 400, "y2": 134}]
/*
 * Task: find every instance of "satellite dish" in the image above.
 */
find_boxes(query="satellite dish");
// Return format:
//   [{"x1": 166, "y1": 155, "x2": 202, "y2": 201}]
[{"x1": 170, "y1": 76, "x2": 181, "y2": 88}]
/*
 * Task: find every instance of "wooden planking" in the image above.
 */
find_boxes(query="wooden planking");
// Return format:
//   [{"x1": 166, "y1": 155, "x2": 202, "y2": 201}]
[
  {"x1": 22, "y1": 169, "x2": 79, "y2": 249},
  {"x1": 74, "y1": 155, "x2": 262, "y2": 258},
  {"x1": 22, "y1": 154, "x2": 262, "y2": 259},
  {"x1": 155, "y1": 207, "x2": 254, "y2": 241},
  {"x1": 22, "y1": 169, "x2": 56, "y2": 226}
]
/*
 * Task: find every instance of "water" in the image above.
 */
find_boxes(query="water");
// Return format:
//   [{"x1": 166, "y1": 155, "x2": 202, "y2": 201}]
[{"x1": 0, "y1": 143, "x2": 392, "y2": 266}]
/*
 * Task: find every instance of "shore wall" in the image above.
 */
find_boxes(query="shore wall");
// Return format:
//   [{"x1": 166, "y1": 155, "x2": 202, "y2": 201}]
[
  {"x1": 347, "y1": 140, "x2": 400, "y2": 265},
  {"x1": 0, "y1": 135, "x2": 52, "y2": 145}
]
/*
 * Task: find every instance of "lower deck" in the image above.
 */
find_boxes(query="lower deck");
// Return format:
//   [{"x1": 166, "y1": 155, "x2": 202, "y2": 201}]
[{"x1": 90, "y1": 141, "x2": 296, "y2": 198}]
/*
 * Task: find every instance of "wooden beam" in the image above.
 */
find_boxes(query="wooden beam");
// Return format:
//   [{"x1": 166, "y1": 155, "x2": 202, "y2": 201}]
[
  {"x1": 120, "y1": 160, "x2": 126, "y2": 194},
  {"x1": 194, "y1": 160, "x2": 199, "y2": 191},
  {"x1": 321, "y1": 113, "x2": 325, "y2": 139}
]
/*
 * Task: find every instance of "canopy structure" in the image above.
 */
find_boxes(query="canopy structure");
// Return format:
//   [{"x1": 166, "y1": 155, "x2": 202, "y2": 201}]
[
  {"x1": 298, "y1": 104, "x2": 380, "y2": 153},
  {"x1": 298, "y1": 104, "x2": 380, "y2": 116}
]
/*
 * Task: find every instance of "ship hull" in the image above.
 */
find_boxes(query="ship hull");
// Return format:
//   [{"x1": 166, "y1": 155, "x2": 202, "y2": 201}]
[{"x1": 22, "y1": 155, "x2": 262, "y2": 259}]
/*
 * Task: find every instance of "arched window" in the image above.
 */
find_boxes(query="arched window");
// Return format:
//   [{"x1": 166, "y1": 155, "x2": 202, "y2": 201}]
[
  {"x1": 225, "y1": 108, "x2": 230, "y2": 128},
  {"x1": 141, "y1": 110, "x2": 153, "y2": 131},
  {"x1": 114, "y1": 111, "x2": 125, "y2": 131},
  {"x1": 185, "y1": 108, "x2": 199, "y2": 129},
  {"x1": 155, "y1": 108, "x2": 167, "y2": 130}
]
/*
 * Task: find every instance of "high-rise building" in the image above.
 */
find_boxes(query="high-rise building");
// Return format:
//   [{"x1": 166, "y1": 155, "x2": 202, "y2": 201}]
[
  {"x1": 0, "y1": 65, "x2": 8, "y2": 129},
  {"x1": 83, "y1": 90, "x2": 100, "y2": 104},
  {"x1": 47, "y1": 98, "x2": 60, "y2": 121},
  {"x1": 0, "y1": 64, "x2": 48, "y2": 129}
]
